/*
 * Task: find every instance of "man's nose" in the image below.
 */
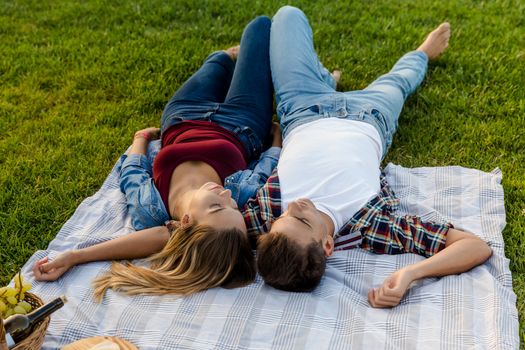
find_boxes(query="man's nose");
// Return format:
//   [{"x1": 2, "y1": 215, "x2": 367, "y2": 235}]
[{"x1": 287, "y1": 201, "x2": 301, "y2": 214}]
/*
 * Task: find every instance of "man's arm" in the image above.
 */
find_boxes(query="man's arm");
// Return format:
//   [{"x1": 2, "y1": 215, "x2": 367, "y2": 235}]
[
  {"x1": 33, "y1": 225, "x2": 170, "y2": 281},
  {"x1": 368, "y1": 228, "x2": 492, "y2": 308}
]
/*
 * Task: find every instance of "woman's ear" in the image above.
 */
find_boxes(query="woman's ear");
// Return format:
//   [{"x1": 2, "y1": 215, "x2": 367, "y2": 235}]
[
  {"x1": 165, "y1": 220, "x2": 181, "y2": 231},
  {"x1": 181, "y1": 214, "x2": 193, "y2": 228}
]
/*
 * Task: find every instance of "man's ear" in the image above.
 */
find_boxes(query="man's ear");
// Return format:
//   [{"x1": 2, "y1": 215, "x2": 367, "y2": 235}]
[
  {"x1": 323, "y1": 235, "x2": 334, "y2": 257},
  {"x1": 181, "y1": 214, "x2": 193, "y2": 229}
]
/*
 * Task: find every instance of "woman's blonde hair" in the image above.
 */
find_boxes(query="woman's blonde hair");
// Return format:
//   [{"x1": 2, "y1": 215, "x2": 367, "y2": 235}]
[{"x1": 92, "y1": 224, "x2": 256, "y2": 301}]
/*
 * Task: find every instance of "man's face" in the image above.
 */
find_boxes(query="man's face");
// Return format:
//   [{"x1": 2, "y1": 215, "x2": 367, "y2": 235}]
[
  {"x1": 187, "y1": 182, "x2": 247, "y2": 233},
  {"x1": 270, "y1": 198, "x2": 330, "y2": 251}
]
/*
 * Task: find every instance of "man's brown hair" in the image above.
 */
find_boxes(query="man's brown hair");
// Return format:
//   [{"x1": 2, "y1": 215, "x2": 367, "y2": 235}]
[{"x1": 256, "y1": 232, "x2": 326, "y2": 292}]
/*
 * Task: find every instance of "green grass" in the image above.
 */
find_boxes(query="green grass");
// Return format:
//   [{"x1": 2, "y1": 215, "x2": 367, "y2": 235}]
[{"x1": 1, "y1": 0, "x2": 523, "y2": 345}]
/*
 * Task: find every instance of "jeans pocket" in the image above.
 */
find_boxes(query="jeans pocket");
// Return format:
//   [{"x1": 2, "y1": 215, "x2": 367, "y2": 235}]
[
  {"x1": 369, "y1": 108, "x2": 390, "y2": 134},
  {"x1": 363, "y1": 106, "x2": 392, "y2": 152},
  {"x1": 236, "y1": 126, "x2": 263, "y2": 160}
]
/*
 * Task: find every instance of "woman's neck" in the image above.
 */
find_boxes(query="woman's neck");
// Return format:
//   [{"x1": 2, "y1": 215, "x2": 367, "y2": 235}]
[{"x1": 168, "y1": 161, "x2": 222, "y2": 219}]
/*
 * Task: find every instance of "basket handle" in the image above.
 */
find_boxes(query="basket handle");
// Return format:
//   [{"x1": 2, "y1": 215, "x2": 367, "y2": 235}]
[{"x1": 0, "y1": 317, "x2": 8, "y2": 350}]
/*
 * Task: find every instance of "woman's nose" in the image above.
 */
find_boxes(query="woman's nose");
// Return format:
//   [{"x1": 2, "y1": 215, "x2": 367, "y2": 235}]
[{"x1": 219, "y1": 189, "x2": 232, "y2": 198}]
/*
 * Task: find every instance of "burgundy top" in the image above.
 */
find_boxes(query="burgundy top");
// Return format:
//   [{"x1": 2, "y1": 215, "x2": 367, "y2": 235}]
[{"x1": 153, "y1": 120, "x2": 247, "y2": 213}]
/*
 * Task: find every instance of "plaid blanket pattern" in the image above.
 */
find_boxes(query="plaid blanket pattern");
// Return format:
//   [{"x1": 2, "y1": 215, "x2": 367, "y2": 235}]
[{"x1": 20, "y1": 148, "x2": 518, "y2": 349}]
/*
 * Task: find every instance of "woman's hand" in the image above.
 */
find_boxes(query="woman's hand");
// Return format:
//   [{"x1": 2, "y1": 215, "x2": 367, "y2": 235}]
[
  {"x1": 134, "y1": 127, "x2": 160, "y2": 141},
  {"x1": 367, "y1": 266, "x2": 416, "y2": 308},
  {"x1": 270, "y1": 122, "x2": 282, "y2": 148},
  {"x1": 130, "y1": 127, "x2": 160, "y2": 155},
  {"x1": 32, "y1": 251, "x2": 78, "y2": 281}
]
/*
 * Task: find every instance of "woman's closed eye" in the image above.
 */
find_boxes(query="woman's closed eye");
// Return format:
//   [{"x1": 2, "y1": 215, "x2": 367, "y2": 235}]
[{"x1": 209, "y1": 203, "x2": 227, "y2": 213}]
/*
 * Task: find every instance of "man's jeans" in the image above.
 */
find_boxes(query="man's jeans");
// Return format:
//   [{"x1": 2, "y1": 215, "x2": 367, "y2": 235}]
[
  {"x1": 270, "y1": 6, "x2": 429, "y2": 157},
  {"x1": 161, "y1": 16, "x2": 274, "y2": 161}
]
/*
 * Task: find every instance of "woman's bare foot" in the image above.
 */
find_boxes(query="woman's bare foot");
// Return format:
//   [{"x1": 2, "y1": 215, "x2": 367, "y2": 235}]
[
  {"x1": 224, "y1": 45, "x2": 240, "y2": 60},
  {"x1": 417, "y1": 23, "x2": 451, "y2": 60},
  {"x1": 331, "y1": 70, "x2": 341, "y2": 85}
]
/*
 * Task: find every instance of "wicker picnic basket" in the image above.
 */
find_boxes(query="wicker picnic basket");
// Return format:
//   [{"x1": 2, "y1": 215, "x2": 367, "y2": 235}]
[{"x1": 0, "y1": 293, "x2": 49, "y2": 350}]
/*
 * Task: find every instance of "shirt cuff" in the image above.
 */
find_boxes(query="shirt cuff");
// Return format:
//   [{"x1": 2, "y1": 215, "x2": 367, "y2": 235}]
[
  {"x1": 121, "y1": 153, "x2": 153, "y2": 173},
  {"x1": 263, "y1": 146, "x2": 281, "y2": 160}
]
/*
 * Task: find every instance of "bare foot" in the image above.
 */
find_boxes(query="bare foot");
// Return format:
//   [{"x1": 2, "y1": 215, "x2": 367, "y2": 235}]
[
  {"x1": 224, "y1": 45, "x2": 240, "y2": 60},
  {"x1": 417, "y1": 22, "x2": 451, "y2": 60},
  {"x1": 331, "y1": 70, "x2": 341, "y2": 85}
]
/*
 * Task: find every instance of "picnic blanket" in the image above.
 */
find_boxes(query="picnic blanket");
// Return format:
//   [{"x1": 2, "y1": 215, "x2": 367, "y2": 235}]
[{"x1": 21, "y1": 142, "x2": 519, "y2": 349}]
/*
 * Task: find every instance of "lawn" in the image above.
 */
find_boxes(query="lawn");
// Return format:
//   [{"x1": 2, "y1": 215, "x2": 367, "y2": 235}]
[{"x1": 0, "y1": 0, "x2": 523, "y2": 346}]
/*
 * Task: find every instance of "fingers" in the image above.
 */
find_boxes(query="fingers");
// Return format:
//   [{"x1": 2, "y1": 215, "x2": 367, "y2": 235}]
[
  {"x1": 37, "y1": 256, "x2": 49, "y2": 266},
  {"x1": 33, "y1": 264, "x2": 65, "y2": 281},
  {"x1": 35, "y1": 269, "x2": 64, "y2": 282},
  {"x1": 32, "y1": 260, "x2": 43, "y2": 279},
  {"x1": 32, "y1": 256, "x2": 65, "y2": 281},
  {"x1": 368, "y1": 279, "x2": 405, "y2": 308},
  {"x1": 32, "y1": 257, "x2": 48, "y2": 277},
  {"x1": 368, "y1": 288, "x2": 402, "y2": 308},
  {"x1": 134, "y1": 127, "x2": 161, "y2": 140},
  {"x1": 39, "y1": 261, "x2": 53, "y2": 273},
  {"x1": 150, "y1": 127, "x2": 161, "y2": 139}
]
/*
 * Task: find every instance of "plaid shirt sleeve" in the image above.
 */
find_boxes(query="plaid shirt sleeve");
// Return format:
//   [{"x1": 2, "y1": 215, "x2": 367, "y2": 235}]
[
  {"x1": 359, "y1": 208, "x2": 452, "y2": 257},
  {"x1": 336, "y1": 174, "x2": 452, "y2": 257},
  {"x1": 241, "y1": 169, "x2": 282, "y2": 237}
]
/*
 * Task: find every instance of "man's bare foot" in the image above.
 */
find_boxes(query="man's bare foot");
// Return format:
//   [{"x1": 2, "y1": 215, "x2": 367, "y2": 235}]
[
  {"x1": 417, "y1": 23, "x2": 451, "y2": 60},
  {"x1": 224, "y1": 45, "x2": 240, "y2": 60},
  {"x1": 331, "y1": 70, "x2": 341, "y2": 85}
]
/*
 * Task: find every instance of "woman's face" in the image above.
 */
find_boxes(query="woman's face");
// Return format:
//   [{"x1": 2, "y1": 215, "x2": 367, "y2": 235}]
[{"x1": 187, "y1": 182, "x2": 247, "y2": 233}]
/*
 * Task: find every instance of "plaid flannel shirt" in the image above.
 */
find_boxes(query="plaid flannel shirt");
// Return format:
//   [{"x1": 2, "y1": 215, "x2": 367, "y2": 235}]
[{"x1": 242, "y1": 169, "x2": 452, "y2": 257}]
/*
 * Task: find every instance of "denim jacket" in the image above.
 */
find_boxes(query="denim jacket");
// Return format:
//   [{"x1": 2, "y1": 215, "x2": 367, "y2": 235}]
[{"x1": 118, "y1": 141, "x2": 281, "y2": 231}]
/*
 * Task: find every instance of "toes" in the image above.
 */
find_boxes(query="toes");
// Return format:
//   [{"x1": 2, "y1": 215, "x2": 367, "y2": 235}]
[
  {"x1": 433, "y1": 23, "x2": 451, "y2": 38},
  {"x1": 331, "y1": 70, "x2": 342, "y2": 83},
  {"x1": 224, "y1": 45, "x2": 240, "y2": 60},
  {"x1": 437, "y1": 22, "x2": 450, "y2": 32}
]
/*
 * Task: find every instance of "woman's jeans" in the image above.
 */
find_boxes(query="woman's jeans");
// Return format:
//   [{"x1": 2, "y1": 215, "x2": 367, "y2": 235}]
[
  {"x1": 270, "y1": 6, "x2": 429, "y2": 157},
  {"x1": 160, "y1": 16, "x2": 273, "y2": 161}
]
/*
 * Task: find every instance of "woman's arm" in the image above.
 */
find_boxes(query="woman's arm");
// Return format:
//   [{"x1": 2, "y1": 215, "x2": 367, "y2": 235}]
[
  {"x1": 119, "y1": 126, "x2": 170, "y2": 230},
  {"x1": 130, "y1": 127, "x2": 160, "y2": 155},
  {"x1": 33, "y1": 225, "x2": 170, "y2": 281}
]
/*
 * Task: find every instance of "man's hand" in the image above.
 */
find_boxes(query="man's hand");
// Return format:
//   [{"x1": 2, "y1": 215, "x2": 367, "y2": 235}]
[
  {"x1": 32, "y1": 252, "x2": 77, "y2": 281},
  {"x1": 270, "y1": 122, "x2": 282, "y2": 148},
  {"x1": 368, "y1": 267, "x2": 416, "y2": 308}
]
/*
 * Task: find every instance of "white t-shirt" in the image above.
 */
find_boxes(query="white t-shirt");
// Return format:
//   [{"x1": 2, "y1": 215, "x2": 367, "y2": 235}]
[{"x1": 278, "y1": 118, "x2": 383, "y2": 233}]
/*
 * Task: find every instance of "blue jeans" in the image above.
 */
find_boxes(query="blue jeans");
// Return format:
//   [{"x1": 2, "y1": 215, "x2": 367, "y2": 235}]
[
  {"x1": 270, "y1": 6, "x2": 429, "y2": 157},
  {"x1": 160, "y1": 16, "x2": 273, "y2": 160}
]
